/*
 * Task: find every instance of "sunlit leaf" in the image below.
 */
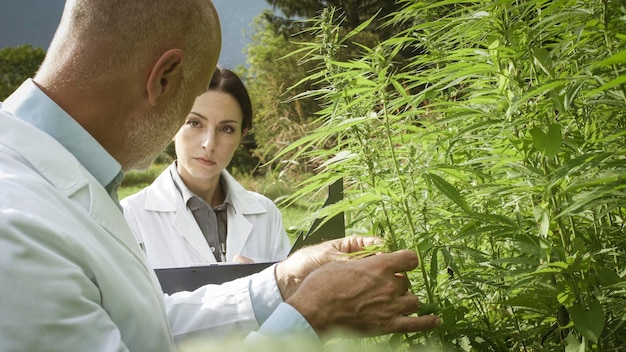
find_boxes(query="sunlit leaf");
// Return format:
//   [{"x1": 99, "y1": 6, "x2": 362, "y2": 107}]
[
  {"x1": 592, "y1": 49, "x2": 626, "y2": 66},
  {"x1": 533, "y1": 205, "x2": 550, "y2": 238},
  {"x1": 564, "y1": 333, "x2": 585, "y2": 352},
  {"x1": 585, "y1": 73, "x2": 626, "y2": 96}
]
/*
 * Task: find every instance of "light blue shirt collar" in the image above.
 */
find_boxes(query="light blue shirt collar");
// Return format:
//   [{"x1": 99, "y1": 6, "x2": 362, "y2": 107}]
[{"x1": 1, "y1": 79, "x2": 122, "y2": 190}]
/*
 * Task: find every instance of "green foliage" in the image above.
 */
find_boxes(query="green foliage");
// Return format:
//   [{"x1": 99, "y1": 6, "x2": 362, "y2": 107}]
[
  {"x1": 177, "y1": 333, "x2": 442, "y2": 352},
  {"x1": 244, "y1": 1, "x2": 408, "y2": 171},
  {"x1": 243, "y1": 13, "x2": 319, "y2": 168},
  {"x1": 0, "y1": 45, "x2": 46, "y2": 100},
  {"x1": 118, "y1": 184, "x2": 150, "y2": 201},
  {"x1": 228, "y1": 131, "x2": 262, "y2": 175},
  {"x1": 278, "y1": 1, "x2": 626, "y2": 350}
]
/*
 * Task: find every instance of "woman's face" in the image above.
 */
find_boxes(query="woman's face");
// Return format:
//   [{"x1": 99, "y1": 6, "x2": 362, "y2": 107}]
[{"x1": 174, "y1": 90, "x2": 245, "y2": 186}]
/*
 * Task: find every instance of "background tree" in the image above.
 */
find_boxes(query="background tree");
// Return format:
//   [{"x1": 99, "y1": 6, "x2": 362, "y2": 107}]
[
  {"x1": 242, "y1": 14, "x2": 316, "y2": 171},
  {"x1": 0, "y1": 45, "x2": 45, "y2": 100},
  {"x1": 244, "y1": 1, "x2": 407, "y2": 172},
  {"x1": 265, "y1": 0, "x2": 401, "y2": 38}
]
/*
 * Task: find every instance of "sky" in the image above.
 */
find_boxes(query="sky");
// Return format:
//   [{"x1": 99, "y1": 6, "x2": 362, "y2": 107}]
[{"x1": 0, "y1": 0, "x2": 274, "y2": 68}]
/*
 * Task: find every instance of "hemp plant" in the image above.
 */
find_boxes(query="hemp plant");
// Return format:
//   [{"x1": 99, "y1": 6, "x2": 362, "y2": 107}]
[{"x1": 271, "y1": 1, "x2": 625, "y2": 350}]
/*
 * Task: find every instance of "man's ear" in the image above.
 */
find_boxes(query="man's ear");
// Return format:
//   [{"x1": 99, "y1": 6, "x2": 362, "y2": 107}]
[{"x1": 146, "y1": 49, "x2": 184, "y2": 106}]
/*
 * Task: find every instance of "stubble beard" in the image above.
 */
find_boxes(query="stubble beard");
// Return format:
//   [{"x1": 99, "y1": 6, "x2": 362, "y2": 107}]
[{"x1": 123, "y1": 96, "x2": 186, "y2": 171}]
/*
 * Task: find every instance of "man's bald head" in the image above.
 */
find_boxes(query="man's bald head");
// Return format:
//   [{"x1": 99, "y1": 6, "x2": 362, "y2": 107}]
[{"x1": 37, "y1": 0, "x2": 220, "y2": 88}]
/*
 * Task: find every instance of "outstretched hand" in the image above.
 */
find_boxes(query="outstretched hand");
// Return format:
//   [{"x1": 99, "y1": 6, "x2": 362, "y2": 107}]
[
  {"x1": 275, "y1": 235, "x2": 383, "y2": 300},
  {"x1": 275, "y1": 236, "x2": 441, "y2": 337},
  {"x1": 287, "y1": 249, "x2": 440, "y2": 336}
]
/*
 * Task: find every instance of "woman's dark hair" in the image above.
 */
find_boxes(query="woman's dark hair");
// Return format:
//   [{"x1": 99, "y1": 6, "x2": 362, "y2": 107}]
[{"x1": 208, "y1": 66, "x2": 252, "y2": 132}]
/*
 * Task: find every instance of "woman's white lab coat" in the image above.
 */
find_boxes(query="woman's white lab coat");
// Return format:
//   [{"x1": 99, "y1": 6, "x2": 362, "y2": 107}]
[
  {"x1": 121, "y1": 164, "x2": 291, "y2": 268},
  {"x1": 0, "y1": 112, "x2": 271, "y2": 351}
]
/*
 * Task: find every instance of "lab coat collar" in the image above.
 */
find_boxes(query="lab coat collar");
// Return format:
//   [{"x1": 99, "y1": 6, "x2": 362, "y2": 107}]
[
  {"x1": 143, "y1": 164, "x2": 180, "y2": 212},
  {"x1": 220, "y1": 169, "x2": 267, "y2": 215},
  {"x1": 0, "y1": 112, "x2": 148, "y2": 266},
  {"x1": 142, "y1": 163, "x2": 269, "y2": 262},
  {"x1": 2, "y1": 79, "x2": 122, "y2": 190},
  {"x1": 144, "y1": 162, "x2": 268, "y2": 216},
  {"x1": 170, "y1": 162, "x2": 233, "y2": 212}
]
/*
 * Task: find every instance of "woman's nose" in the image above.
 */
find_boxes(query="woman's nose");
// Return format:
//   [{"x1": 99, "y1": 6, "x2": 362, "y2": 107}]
[{"x1": 202, "y1": 131, "x2": 216, "y2": 150}]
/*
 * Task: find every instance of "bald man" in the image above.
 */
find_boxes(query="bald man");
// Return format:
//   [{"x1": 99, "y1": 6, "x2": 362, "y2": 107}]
[{"x1": 0, "y1": 0, "x2": 440, "y2": 351}]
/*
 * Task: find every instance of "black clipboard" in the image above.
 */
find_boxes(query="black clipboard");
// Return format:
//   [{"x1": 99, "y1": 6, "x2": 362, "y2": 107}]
[
  {"x1": 156, "y1": 262, "x2": 274, "y2": 294},
  {"x1": 155, "y1": 178, "x2": 345, "y2": 294}
]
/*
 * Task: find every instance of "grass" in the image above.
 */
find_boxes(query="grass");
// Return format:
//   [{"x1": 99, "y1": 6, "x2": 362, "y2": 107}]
[
  {"x1": 118, "y1": 163, "x2": 168, "y2": 203},
  {"x1": 118, "y1": 184, "x2": 149, "y2": 200}
]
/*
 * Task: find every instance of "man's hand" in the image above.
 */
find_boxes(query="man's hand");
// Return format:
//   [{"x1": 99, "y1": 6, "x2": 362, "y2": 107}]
[
  {"x1": 285, "y1": 249, "x2": 441, "y2": 337},
  {"x1": 275, "y1": 236, "x2": 383, "y2": 300}
]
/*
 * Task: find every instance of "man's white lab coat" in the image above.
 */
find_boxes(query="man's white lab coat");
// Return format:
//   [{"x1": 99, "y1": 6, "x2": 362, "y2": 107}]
[
  {"x1": 121, "y1": 165, "x2": 291, "y2": 268},
  {"x1": 0, "y1": 112, "x2": 270, "y2": 351}
]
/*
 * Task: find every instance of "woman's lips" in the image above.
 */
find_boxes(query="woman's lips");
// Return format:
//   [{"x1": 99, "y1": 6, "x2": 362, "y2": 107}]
[{"x1": 195, "y1": 157, "x2": 216, "y2": 166}]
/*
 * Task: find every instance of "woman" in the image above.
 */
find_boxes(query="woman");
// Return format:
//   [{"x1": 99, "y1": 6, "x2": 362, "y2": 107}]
[{"x1": 121, "y1": 67, "x2": 291, "y2": 269}]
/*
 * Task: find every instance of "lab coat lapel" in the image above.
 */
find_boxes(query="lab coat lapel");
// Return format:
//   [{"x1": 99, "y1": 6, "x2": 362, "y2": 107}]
[
  {"x1": 88, "y1": 176, "x2": 150, "y2": 265},
  {"x1": 225, "y1": 208, "x2": 253, "y2": 259},
  {"x1": 172, "y1": 207, "x2": 217, "y2": 263},
  {"x1": 146, "y1": 165, "x2": 217, "y2": 263},
  {"x1": 221, "y1": 170, "x2": 264, "y2": 259}
]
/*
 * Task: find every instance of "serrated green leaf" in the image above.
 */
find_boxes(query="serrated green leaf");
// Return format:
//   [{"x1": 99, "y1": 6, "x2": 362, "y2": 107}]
[
  {"x1": 339, "y1": 11, "x2": 377, "y2": 44},
  {"x1": 594, "y1": 264, "x2": 623, "y2": 286},
  {"x1": 570, "y1": 299, "x2": 605, "y2": 343},
  {"x1": 557, "y1": 287, "x2": 575, "y2": 306},
  {"x1": 530, "y1": 126, "x2": 548, "y2": 153},
  {"x1": 545, "y1": 123, "x2": 562, "y2": 158},
  {"x1": 425, "y1": 173, "x2": 471, "y2": 213}
]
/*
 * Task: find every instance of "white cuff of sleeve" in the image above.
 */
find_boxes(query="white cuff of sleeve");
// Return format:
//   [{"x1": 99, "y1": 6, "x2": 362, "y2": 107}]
[
  {"x1": 258, "y1": 302, "x2": 319, "y2": 340},
  {"x1": 249, "y1": 263, "x2": 282, "y2": 324}
]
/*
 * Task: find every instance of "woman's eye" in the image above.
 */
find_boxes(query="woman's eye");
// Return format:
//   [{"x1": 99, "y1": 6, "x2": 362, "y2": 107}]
[
  {"x1": 187, "y1": 120, "x2": 201, "y2": 128},
  {"x1": 220, "y1": 126, "x2": 235, "y2": 133}
]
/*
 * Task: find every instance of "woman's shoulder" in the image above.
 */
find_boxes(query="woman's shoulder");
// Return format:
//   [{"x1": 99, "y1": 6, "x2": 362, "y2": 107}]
[
  {"x1": 221, "y1": 170, "x2": 281, "y2": 212},
  {"x1": 119, "y1": 186, "x2": 149, "y2": 211},
  {"x1": 121, "y1": 164, "x2": 177, "y2": 210},
  {"x1": 245, "y1": 189, "x2": 276, "y2": 206}
]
